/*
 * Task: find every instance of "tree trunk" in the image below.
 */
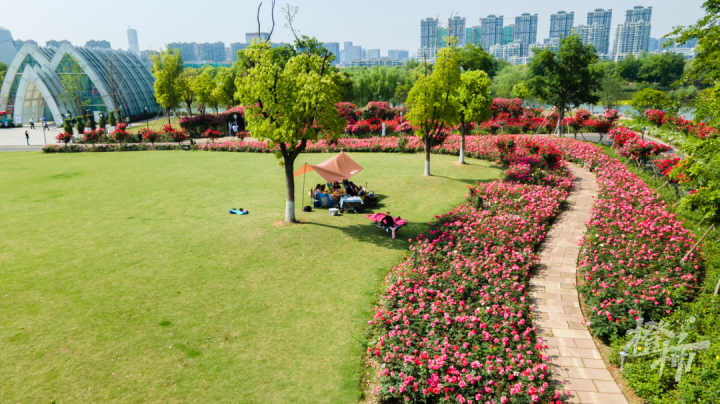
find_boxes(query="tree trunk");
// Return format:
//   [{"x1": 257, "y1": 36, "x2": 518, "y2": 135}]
[
  {"x1": 459, "y1": 125, "x2": 466, "y2": 164},
  {"x1": 284, "y1": 157, "x2": 296, "y2": 223},
  {"x1": 424, "y1": 135, "x2": 431, "y2": 176}
]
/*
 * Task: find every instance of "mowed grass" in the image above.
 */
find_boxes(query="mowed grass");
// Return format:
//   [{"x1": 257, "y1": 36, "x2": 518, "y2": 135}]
[{"x1": 0, "y1": 151, "x2": 501, "y2": 403}]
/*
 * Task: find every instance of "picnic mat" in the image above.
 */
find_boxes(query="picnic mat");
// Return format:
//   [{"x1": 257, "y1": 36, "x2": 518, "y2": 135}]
[{"x1": 365, "y1": 213, "x2": 408, "y2": 227}]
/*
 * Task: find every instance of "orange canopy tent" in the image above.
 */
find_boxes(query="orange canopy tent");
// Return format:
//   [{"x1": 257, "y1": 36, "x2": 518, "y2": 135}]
[{"x1": 293, "y1": 152, "x2": 363, "y2": 183}]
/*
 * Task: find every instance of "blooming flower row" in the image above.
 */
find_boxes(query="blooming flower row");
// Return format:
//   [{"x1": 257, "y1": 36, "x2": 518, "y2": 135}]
[
  {"x1": 643, "y1": 109, "x2": 718, "y2": 140},
  {"x1": 366, "y1": 138, "x2": 574, "y2": 404}
]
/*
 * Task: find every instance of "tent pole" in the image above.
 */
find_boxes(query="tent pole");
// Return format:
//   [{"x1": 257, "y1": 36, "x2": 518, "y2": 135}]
[{"x1": 302, "y1": 163, "x2": 307, "y2": 212}]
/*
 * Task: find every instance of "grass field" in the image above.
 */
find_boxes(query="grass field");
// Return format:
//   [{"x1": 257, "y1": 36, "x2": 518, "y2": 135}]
[{"x1": 0, "y1": 151, "x2": 501, "y2": 403}]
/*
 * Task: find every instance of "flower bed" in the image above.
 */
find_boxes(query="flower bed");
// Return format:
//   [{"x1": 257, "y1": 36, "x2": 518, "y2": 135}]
[
  {"x1": 366, "y1": 138, "x2": 573, "y2": 404},
  {"x1": 643, "y1": 110, "x2": 718, "y2": 140},
  {"x1": 548, "y1": 138, "x2": 702, "y2": 341}
]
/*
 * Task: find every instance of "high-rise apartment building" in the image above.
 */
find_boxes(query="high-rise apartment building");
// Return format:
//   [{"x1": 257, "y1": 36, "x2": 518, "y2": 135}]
[
  {"x1": 448, "y1": 16, "x2": 466, "y2": 46},
  {"x1": 466, "y1": 26, "x2": 482, "y2": 45},
  {"x1": 323, "y1": 42, "x2": 340, "y2": 65},
  {"x1": 586, "y1": 8, "x2": 612, "y2": 54},
  {"x1": 626, "y1": 6, "x2": 652, "y2": 23},
  {"x1": 388, "y1": 50, "x2": 409, "y2": 61},
  {"x1": 549, "y1": 11, "x2": 574, "y2": 39},
  {"x1": 514, "y1": 13, "x2": 538, "y2": 45},
  {"x1": 421, "y1": 18, "x2": 438, "y2": 49},
  {"x1": 481, "y1": 15, "x2": 504, "y2": 52},
  {"x1": 344, "y1": 42, "x2": 362, "y2": 62},
  {"x1": 229, "y1": 43, "x2": 249, "y2": 62},
  {"x1": 574, "y1": 24, "x2": 607, "y2": 54},
  {"x1": 361, "y1": 48, "x2": 367, "y2": 60},
  {"x1": 437, "y1": 27, "x2": 449, "y2": 48},
  {"x1": 46, "y1": 40, "x2": 71, "y2": 48},
  {"x1": 167, "y1": 42, "x2": 199, "y2": 62},
  {"x1": 367, "y1": 49, "x2": 380, "y2": 59},
  {"x1": 14, "y1": 39, "x2": 38, "y2": 50},
  {"x1": 127, "y1": 28, "x2": 140, "y2": 56},
  {"x1": 85, "y1": 40, "x2": 111, "y2": 49},
  {"x1": 612, "y1": 6, "x2": 652, "y2": 61},
  {"x1": 503, "y1": 25, "x2": 515, "y2": 45},
  {"x1": 197, "y1": 42, "x2": 225, "y2": 62},
  {"x1": 246, "y1": 32, "x2": 271, "y2": 43}
]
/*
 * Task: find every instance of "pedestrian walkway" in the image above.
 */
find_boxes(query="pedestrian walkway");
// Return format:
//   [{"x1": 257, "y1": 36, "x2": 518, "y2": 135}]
[{"x1": 531, "y1": 165, "x2": 628, "y2": 404}]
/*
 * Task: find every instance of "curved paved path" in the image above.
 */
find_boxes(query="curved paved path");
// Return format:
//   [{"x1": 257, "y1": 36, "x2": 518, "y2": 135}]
[{"x1": 531, "y1": 165, "x2": 629, "y2": 404}]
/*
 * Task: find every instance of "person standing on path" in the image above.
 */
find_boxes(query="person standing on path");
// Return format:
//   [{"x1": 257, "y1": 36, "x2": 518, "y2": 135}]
[
  {"x1": 232, "y1": 123, "x2": 238, "y2": 138},
  {"x1": 25, "y1": 130, "x2": 30, "y2": 145},
  {"x1": 29, "y1": 118, "x2": 35, "y2": 129}
]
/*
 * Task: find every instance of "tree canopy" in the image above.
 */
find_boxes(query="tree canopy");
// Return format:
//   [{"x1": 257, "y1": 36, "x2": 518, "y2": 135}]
[
  {"x1": 630, "y1": 88, "x2": 671, "y2": 113},
  {"x1": 451, "y1": 70, "x2": 492, "y2": 163},
  {"x1": 406, "y1": 41, "x2": 462, "y2": 176},
  {"x1": 235, "y1": 40, "x2": 345, "y2": 222},
  {"x1": 151, "y1": 48, "x2": 184, "y2": 114},
  {"x1": 528, "y1": 33, "x2": 600, "y2": 121},
  {"x1": 458, "y1": 43, "x2": 495, "y2": 76}
]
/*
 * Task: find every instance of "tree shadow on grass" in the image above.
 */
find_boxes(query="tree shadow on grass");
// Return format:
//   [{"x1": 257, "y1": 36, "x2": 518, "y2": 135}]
[
  {"x1": 304, "y1": 220, "x2": 427, "y2": 251},
  {"x1": 431, "y1": 175, "x2": 501, "y2": 187}
]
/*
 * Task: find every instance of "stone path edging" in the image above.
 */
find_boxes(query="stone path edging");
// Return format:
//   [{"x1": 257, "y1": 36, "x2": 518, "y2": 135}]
[{"x1": 531, "y1": 164, "x2": 629, "y2": 404}]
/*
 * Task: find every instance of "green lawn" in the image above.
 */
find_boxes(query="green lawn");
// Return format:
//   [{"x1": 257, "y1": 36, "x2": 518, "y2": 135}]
[{"x1": 0, "y1": 151, "x2": 501, "y2": 403}]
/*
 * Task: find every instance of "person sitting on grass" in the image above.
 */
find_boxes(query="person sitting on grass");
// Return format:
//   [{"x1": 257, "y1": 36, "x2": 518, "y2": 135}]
[
  {"x1": 332, "y1": 181, "x2": 342, "y2": 192},
  {"x1": 312, "y1": 184, "x2": 323, "y2": 198},
  {"x1": 381, "y1": 212, "x2": 398, "y2": 239}
]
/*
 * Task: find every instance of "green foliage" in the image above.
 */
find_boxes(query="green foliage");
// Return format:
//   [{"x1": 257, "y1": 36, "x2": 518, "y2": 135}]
[
  {"x1": 630, "y1": 88, "x2": 671, "y2": 114},
  {"x1": 213, "y1": 67, "x2": 237, "y2": 108},
  {"x1": 0, "y1": 60, "x2": 7, "y2": 87},
  {"x1": 98, "y1": 113, "x2": 107, "y2": 131},
  {"x1": 108, "y1": 111, "x2": 117, "y2": 127},
  {"x1": 490, "y1": 64, "x2": 528, "y2": 98},
  {"x1": 85, "y1": 114, "x2": 96, "y2": 131},
  {"x1": 528, "y1": 33, "x2": 600, "y2": 118},
  {"x1": 344, "y1": 66, "x2": 414, "y2": 106},
  {"x1": 616, "y1": 53, "x2": 642, "y2": 82},
  {"x1": 453, "y1": 70, "x2": 492, "y2": 127},
  {"x1": 58, "y1": 55, "x2": 91, "y2": 115},
  {"x1": 151, "y1": 48, "x2": 184, "y2": 112},
  {"x1": 234, "y1": 40, "x2": 345, "y2": 221},
  {"x1": 638, "y1": 52, "x2": 686, "y2": 86},
  {"x1": 406, "y1": 41, "x2": 461, "y2": 175},
  {"x1": 458, "y1": 42, "x2": 495, "y2": 75},
  {"x1": 673, "y1": 136, "x2": 720, "y2": 225},
  {"x1": 510, "y1": 80, "x2": 531, "y2": 100},
  {"x1": 76, "y1": 116, "x2": 85, "y2": 134},
  {"x1": 596, "y1": 73, "x2": 627, "y2": 109},
  {"x1": 192, "y1": 72, "x2": 219, "y2": 113},
  {"x1": 63, "y1": 118, "x2": 73, "y2": 136}
]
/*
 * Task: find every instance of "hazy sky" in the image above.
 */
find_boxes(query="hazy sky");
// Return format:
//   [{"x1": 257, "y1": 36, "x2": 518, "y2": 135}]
[{"x1": 3, "y1": 0, "x2": 707, "y2": 55}]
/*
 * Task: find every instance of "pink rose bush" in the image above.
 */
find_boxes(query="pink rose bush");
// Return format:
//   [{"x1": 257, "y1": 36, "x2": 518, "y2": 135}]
[{"x1": 368, "y1": 138, "x2": 574, "y2": 403}]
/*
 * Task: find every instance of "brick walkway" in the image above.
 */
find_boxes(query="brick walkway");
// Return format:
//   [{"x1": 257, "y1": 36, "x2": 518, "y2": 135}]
[{"x1": 531, "y1": 165, "x2": 628, "y2": 404}]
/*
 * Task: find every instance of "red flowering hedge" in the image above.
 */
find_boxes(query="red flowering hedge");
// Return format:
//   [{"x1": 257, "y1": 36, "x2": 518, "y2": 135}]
[
  {"x1": 491, "y1": 98, "x2": 524, "y2": 118},
  {"x1": 643, "y1": 110, "x2": 718, "y2": 140},
  {"x1": 178, "y1": 106, "x2": 246, "y2": 138}
]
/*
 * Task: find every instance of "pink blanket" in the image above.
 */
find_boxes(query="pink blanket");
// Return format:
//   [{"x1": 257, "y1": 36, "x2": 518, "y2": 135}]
[{"x1": 366, "y1": 213, "x2": 407, "y2": 227}]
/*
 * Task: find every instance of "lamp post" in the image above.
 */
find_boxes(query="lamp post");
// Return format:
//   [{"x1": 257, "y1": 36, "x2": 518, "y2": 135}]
[{"x1": 144, "y1": 106, "x2": 149, "y2": 129}]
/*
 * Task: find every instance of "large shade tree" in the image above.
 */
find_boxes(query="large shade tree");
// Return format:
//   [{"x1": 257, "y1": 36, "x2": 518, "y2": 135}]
[
  {"x1": 406, "y1": 40, "x2": 461, "y2": 176},
  {"x1": 528, "y1": 34, "x2": 600, "y2": 134},
  {"x1": 451, "y1": 70, "x2": 492, "y2": 164},
  {"x1": 151, "y1": 48, "x2": 184, "y2": 118},
  {"x1": 235, "y1": 40, "x2": 345, "y2": 223}
]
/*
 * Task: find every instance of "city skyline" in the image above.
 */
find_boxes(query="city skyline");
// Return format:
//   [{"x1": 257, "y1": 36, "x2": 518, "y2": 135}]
[{"x1": 3, "y1": 0, "x2": 705, "y2": 58}]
